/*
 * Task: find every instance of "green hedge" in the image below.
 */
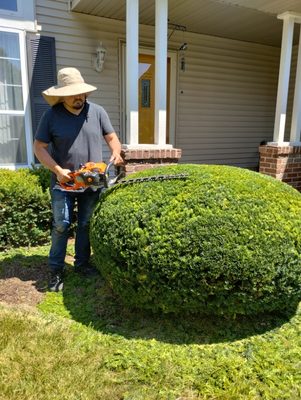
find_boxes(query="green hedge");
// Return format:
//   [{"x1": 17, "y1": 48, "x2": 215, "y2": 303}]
[
  {"x1": 29, "y1": 164, "x2": 51, "y2": 192},
  {"x1": 90, "y1": 164, "x2": 301, "y2": 316},
  {"x1": 0, "y1": 168, "x2": 51, "y2": 250}
]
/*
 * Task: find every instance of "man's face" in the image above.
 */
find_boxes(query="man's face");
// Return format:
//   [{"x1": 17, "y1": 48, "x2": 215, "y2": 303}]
[{"x1": 63, "y1": 93, "x2": 86, "y2": 110}]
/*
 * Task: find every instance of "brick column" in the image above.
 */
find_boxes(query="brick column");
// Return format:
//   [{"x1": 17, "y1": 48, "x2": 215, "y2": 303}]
[
  {"x1": 259, "y1": 144, "x2": 301, "y2": 191},
  {"x1": 120, "y1": 146, "x2": 182, "y2": 175}
]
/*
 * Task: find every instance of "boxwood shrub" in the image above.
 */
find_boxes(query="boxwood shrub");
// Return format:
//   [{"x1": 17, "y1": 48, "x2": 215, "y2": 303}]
[
  {"x1": 0, "y1": 169, "x2": 51, "y2": 250},
  {"x1": 29, "y1": 164, "x2": 51, "y2": 192},
  {"x1": 90, "y1": 164, "x2": 301, "y2": 316}
]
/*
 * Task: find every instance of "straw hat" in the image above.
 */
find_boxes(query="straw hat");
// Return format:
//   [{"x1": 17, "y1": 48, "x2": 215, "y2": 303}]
[{"x1": 42, "y1": 67, "x2": 97, "y2": 106}]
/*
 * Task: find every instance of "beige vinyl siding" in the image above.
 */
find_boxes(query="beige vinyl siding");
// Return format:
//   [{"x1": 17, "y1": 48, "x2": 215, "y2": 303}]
[
  {"x1": 175, "y1": 31, "x2": 280, "y2": 169},
  {"x1": 36, "y1": 0, "x2": 281, "y2": 168}
]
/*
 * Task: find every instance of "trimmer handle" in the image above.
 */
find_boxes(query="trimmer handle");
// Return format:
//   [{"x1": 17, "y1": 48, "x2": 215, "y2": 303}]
[{"x1": 104, "y1": 160, "x2": 124, "y2": 188}]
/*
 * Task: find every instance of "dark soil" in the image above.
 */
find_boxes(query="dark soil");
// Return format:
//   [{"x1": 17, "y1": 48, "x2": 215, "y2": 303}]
[
  {"x1": 0, "y1": 264, "x2": 47, "y2": 307},
  {"x1": 0, "y1": 253, "x2": 74, "y2": 307}
]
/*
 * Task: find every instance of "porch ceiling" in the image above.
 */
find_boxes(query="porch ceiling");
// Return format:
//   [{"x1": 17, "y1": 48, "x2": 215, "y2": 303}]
[{"x1": 70, "y1": 0, "x2": 301, "y2": 47}]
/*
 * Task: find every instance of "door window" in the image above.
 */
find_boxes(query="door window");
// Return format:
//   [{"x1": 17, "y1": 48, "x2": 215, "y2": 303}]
[{"x1": 138, "y1": 54, "x2": 170, "y2": 144}]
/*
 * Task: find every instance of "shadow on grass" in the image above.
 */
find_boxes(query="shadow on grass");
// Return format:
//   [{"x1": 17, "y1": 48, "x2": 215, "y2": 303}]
[
  {"x1": 61, "y1": 267, "x2": 300, "y2": 345},
  {"x1": 0, "y1": 253, "x2": 299, "y2": 345}
]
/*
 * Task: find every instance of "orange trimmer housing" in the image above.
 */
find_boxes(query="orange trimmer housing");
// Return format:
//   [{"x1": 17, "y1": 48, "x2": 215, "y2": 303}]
[{"x1": 60, "y1": 162, "x2": 107, "y2": 191}]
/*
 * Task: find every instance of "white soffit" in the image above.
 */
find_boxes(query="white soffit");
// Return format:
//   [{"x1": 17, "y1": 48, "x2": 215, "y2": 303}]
[
  {"x1": 213, "y1": 0, "x2": 301, "y2": 15},
  {"x1": 70, "y1": 0, "x2": 301, "y2": 46}
]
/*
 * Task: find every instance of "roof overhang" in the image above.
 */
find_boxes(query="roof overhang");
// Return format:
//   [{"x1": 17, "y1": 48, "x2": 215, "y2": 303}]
[{"x1": 69, "y1": 0, "x2": 301, "y2": 47}]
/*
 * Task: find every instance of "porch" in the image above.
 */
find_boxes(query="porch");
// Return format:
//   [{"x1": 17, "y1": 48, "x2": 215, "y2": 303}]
[{"x1": 69, "y1": 0, "x2": 301, "y2": 187}]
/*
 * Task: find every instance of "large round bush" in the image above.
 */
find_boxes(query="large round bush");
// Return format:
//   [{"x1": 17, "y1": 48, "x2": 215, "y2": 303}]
[{"x1": 90, "y1": 164, "x2": 301, "y2": 315}]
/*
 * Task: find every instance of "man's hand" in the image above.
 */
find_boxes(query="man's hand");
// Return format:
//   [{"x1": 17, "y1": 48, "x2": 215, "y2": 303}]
[
  {"x1": 110, "y1": 151, "x2": 124, "y2": 166},
  {"x1": 55, "y1": 168, "x2": 72, "y2": 183}
]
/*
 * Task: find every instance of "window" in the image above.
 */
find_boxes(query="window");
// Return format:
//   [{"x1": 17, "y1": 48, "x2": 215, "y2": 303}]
[
  {"x1": 0, "y1": 30, "x2": 28, "y2": 165},
  {"x1": 0, "y1": 0, "x2": 35, "y2": 32},
  {"x1": 0, "y1": 0, "x2": 17, "y2": 12}
]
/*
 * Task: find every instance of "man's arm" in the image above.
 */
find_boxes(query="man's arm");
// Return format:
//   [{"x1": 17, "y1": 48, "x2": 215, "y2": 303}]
[
  {"x1": 33, "y1": 139, "x2": 72, "y2": 183},
  {"x1": 104, "y1": 132, "x2": 123, "y2": 165}
]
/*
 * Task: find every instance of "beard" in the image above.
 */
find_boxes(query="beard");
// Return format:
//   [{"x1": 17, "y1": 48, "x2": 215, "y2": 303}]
[{"x1": 72, "y1": 98, "x2": 85, "y2": 110}]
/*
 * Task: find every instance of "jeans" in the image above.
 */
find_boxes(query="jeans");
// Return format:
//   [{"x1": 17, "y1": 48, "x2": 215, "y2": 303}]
[{"x1": 49, "y1": 188, "x2": 101, "y2": 273}]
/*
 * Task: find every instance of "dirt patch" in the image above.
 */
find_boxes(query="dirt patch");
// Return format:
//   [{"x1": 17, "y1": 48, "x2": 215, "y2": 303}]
[
  {"x1": 0, "y1": 261, "x2": 48, "y2": 307},
  {"x1": 0, "y1": 254, "x2": 75, "y2": 307},
  {"x1": 0, "y1": 277, "x2": 45, "y2": 306}
]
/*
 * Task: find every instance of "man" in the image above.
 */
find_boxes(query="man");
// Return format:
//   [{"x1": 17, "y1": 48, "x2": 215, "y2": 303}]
[{"x1": 34, "y1": 67, "x2": 123, "y2": 292}]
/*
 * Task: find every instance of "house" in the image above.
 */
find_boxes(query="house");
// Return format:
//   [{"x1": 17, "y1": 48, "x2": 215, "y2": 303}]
[{"x1": 1, "y1": 0, "x2": 301, "y2": 188}]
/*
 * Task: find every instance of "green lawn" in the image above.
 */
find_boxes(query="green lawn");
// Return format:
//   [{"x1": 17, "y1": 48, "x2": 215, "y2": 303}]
[{"x1": 0, "y1": 244, "x2": 300, "y2": 400}]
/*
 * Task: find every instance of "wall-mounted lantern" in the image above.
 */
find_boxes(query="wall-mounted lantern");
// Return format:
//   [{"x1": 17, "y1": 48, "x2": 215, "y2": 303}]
[
  {"x1": 93, "y1": 42, "x2": 107, "y2": 72},
  {"x1": 179, "y1": 42, "x2": 188, "y2": 72},
  {"x1": 168, "y1": 21, "x2": 188, "y2": 72}
]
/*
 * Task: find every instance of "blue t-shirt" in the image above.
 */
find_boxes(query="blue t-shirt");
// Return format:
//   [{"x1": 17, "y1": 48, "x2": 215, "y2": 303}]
[{"x1": 35, "y1": 101, "x2": 114, "y2": 188}]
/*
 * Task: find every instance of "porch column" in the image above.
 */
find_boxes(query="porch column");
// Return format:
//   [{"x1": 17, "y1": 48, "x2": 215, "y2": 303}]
[
  {"x1": 154, "y1": 0, "x2": 168, "y2": 145},
  {"x1": 290, "y1": 25, "x2": 301, "y2": 143},
  {"x1": 273, "y1": 14, "x2": 294, "y2": 143},
  {"x1": 126, "y1": 0, "x2": 139, "y2": 145}
]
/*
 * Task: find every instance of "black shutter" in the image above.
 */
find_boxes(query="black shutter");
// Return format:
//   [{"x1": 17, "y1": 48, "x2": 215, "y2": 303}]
[{"x1": 27, "y1": 35, "x2": 57, "y2": 135}]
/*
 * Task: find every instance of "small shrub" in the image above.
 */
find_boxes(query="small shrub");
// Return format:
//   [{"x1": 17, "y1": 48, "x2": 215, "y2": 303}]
[
  {"x1": 0, "y1": 169, "x2": 51, "y2": 250},
  {"x1": 29, "y1": 164, "x2": 51, "y2": 192},
  {"x1": 90, "y1": 164, "x2": 301, "y2": 316}
]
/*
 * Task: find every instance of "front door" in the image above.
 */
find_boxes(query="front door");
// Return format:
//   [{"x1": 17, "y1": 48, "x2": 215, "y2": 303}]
[{"x1": 138, "y1": 54, "x2": 170, "y2": 144}]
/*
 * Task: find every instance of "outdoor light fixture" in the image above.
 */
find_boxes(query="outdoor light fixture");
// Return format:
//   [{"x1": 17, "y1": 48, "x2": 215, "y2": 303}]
[
  {"x1": 168, "y1": 21, "x2": 188, "y2": 72},
  {"x1": 93, "y1": 42, "x2": 107, "y2": 72},
  {"x1": 179, "y1": 42, "x2": 188, "y2": 72}
]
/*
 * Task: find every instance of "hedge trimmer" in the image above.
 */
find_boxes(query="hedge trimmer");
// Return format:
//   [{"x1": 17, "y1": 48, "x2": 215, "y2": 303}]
[{"x1": 59, "y1": 161, "x2": 187, "y2": 192}]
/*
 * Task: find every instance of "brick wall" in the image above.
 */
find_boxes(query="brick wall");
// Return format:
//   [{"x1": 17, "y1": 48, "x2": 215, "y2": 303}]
[
  {"x1": 259, "y1": 145, "x2": 301, "y2": 191},
  {"x1": 120, "y1": 147, "x2": 182, "y2": 175}
]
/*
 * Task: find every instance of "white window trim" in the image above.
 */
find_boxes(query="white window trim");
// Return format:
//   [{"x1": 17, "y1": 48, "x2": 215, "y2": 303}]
[
  {"x1": 0, "y1": 27, "x2": 34, "y2": 169},
  {"x1": 0, "y1": 0, "x2": 36, "y2": 32},
  {"x1": 120, "y1": 42, "x2": 177, "y2": 146}
]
